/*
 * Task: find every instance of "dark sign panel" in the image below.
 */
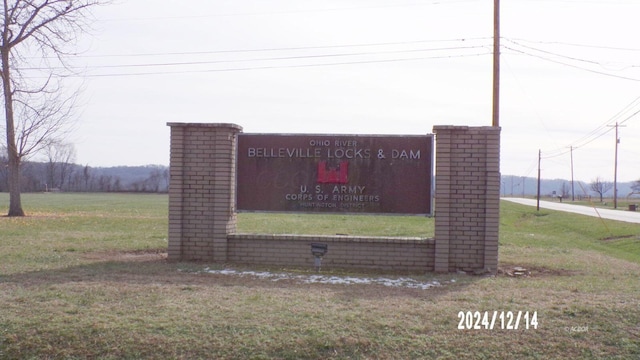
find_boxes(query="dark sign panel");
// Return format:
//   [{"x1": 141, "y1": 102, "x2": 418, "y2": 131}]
[{"x1": 237, "y1": 134, "x2": 433, "y2": 215}]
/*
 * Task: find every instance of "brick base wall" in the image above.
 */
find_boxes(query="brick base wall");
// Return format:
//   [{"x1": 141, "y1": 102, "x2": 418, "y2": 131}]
[{"x1": 228, "y1": 234, "x2": 434, "y2": 272}]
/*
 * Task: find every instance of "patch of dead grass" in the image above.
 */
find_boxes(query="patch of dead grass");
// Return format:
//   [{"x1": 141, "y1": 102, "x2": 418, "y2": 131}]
[
  {"x1": 498, "y1": 263, "x2": 579, "y2": 278},
  {"x1": 82, "y1": 249, "x2": 168, "y2": 262},
  {"x1": 600, "y1": 234, "x2": 638, "y2": 241}
]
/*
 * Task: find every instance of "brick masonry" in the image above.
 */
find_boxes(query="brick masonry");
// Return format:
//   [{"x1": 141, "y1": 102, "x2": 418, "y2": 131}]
[
  {"x1": 433, "y1": 126, "x2": 501, "y2": 273},
  {"x1": 167, "y1": 123, "x2": 242, "y2": 262},
  {"x1": 167, "y1": 123, "x2": 500, "y2": 274},
  {"x1": 228, "y1": 234, "x2": 434, "y2": 272}
]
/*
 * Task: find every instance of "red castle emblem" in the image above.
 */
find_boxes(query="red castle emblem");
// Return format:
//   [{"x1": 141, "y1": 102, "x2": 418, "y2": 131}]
[{"x1": 317, "y1": 160, "x2": 349, "y2": 184}]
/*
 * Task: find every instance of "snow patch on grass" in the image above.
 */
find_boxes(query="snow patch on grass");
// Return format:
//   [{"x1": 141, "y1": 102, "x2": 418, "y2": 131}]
[{"x1": 203, "y1": 268, "x2": 445, "y2": 290}]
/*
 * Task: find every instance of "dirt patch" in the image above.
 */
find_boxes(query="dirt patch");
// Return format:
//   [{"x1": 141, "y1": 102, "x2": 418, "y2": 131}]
[
  {"x1": 83, "y1": 249, "x2": 167, "y2": 262},
  {"x1": 600, "y1": 234, "x2": 637, "y2": 242},
  {"x1": 498, "y1": 264, "x2": 578, "y2": 278}
]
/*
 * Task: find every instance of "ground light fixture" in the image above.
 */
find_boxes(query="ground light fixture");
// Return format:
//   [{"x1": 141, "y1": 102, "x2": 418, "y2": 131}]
[{"x1": 311, "y1": 243, "x2": 328, "y2": 272}]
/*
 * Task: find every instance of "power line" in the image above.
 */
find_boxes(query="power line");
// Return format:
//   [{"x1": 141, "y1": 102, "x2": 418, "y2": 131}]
[
  {"x1": 504, "y1": 38, "x2": 640, "y2": 73},
  {"x1": 25, "y1": 43, "x2": 492, "y2": 71},
  {"x1": 568, "y1": 96, "x2": 640, "y2": 145},
  {"x1": 16, "y1": 37, "x2": 494, "y2": 77},
  {"x1": 72, "y1": 51, "x2": 492, "y2": 78},
  {"x1": 56, "y1": 36, "x2": 640, "y2": 82},
  {"x1": 28, "y1": 35, "x2": 638, "y2": 79},
  {"x1": 505, "y1": 39, "x2": 609, "y2": 67},
  {"x1": 506, "y1": 37, "x2": 640, "y2": 53},
  {"x1": 71, "y1": 37, "x2": 493, "y2": 59},
  {"x1": 502, "y1": 46, "x2": 640, "y2": 82},
  {"x1": 540, "y1": 96, "x2": 640, "y2": 160}
]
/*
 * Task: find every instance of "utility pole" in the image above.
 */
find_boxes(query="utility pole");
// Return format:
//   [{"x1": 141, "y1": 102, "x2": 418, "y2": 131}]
[
  {"x1": 537, "y1": 149, "x2": 541, "y2": 211},
  {"x1": 608, "y1": 122, "x2": 625, "y2": 209},
  {"x1": 492, "y1": 0, "x2": 500, "y2": 127},
  {"x1": 569, "y1": 146, "x2": 575, "y2": 201}
]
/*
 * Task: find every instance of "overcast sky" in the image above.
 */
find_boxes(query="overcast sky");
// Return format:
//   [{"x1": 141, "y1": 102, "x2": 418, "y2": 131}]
[{"x1": 62, "y1": 0, "x2": 640, "y2": 182}]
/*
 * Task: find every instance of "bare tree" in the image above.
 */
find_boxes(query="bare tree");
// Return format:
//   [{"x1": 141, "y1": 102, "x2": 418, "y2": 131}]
[
  {"x1": 1, "y1": 0, "x2": 107, "y2": 216},
  {"x1": 44, "y1": 141, "x2": 76, "y2": 190},
  {"x1": 590, "y1": 177, "x2": 613, "y2": 202},
  {"x1": 560, "y1": 182, "x2": 570, "y2": 199},
  {"x1": 630, "y1": 179, "x2": 640, "y2": 197}
]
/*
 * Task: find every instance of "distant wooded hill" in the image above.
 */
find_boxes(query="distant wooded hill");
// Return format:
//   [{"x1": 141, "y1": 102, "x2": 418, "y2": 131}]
[
  {"x1": 0, "y1": 161, "x2": 636, "y2": 198},
  {"x1": 0, "y1": 162, "x2": 168, "y2": 193},
  {"x1": 500, "y1": 175, "x2": 638, "y2": 199}
]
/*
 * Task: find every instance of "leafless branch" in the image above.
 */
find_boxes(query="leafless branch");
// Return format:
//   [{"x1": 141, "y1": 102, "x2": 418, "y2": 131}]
[{"x1": 1, "y1": 0, "x2": 110, "y2": 215}]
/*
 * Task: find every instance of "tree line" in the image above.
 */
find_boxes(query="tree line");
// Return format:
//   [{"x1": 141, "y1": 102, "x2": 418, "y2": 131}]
[
  {"x1": 501, "y1": 175, "x2": 640, "y2": 204},
  {"x1": 0, "y1": 157, "x2": 168, "y2": 193}
]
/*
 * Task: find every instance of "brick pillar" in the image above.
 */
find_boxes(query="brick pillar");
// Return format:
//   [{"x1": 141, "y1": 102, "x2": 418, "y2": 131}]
[
  {"x1": 433, "y1": 126, "x2": 500, "y2": 274},
  {"x1": 167, "y1": 123, "x2": 242, "y2": 262}
]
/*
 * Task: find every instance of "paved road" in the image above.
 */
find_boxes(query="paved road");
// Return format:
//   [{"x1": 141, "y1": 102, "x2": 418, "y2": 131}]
[{"x1": 502, "y1": 198, "x2": 640, "y2": 224}]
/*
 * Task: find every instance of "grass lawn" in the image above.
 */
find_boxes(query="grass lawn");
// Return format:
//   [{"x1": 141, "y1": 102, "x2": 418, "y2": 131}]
[{"x1": 0, "y1": 193, "x2": 639, "y2": 359}]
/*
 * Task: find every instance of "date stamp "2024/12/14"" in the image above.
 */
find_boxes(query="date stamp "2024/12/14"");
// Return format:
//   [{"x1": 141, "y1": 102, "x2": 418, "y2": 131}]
[{"x1": 457, "y1": 311, "x2": 538, "y2": 330}]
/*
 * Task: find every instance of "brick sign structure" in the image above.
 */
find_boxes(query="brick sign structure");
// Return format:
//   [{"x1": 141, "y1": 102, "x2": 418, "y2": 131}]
[
  {"x1": 167, "y1": 123, "x2": 500, "y2": 274},
  {"x1": 237, "y1": 134, "x2": 433, "y2": 215}
]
